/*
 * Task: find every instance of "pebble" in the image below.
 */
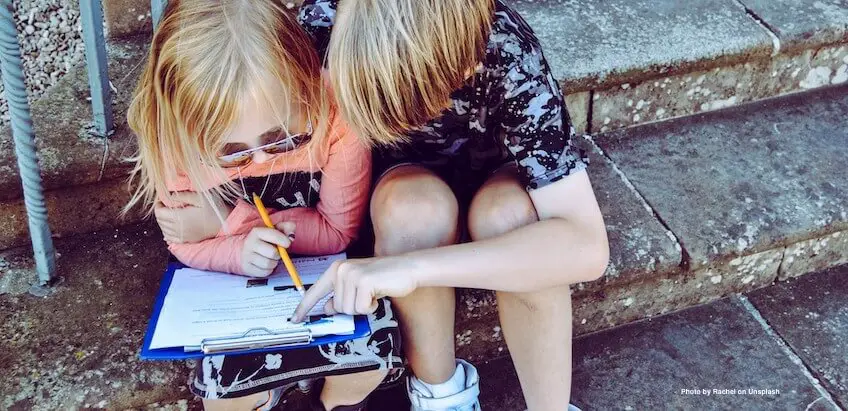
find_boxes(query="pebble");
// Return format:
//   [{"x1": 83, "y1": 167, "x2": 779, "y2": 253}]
[{"x1": 0, "y1": 0, "x2": 85, "y2": 126}]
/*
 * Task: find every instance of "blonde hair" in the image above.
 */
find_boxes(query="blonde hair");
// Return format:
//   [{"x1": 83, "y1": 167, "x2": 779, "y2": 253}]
[
  {"x1": 125, "y1": 0, "x2": 329, "y2": 215},
  {"x1": 327, "y1": 0, "x2": 494, "y2": 145}
]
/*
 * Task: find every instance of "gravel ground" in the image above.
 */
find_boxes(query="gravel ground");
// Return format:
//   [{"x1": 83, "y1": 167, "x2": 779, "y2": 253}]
[{"x1": 1, "y1": 0, "x2": 84, "y2": 125}]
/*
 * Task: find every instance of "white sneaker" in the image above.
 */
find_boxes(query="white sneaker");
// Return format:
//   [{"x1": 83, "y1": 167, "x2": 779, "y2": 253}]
[{"x1": 408, "y1": 359, "x2": 481, "y2": 411}]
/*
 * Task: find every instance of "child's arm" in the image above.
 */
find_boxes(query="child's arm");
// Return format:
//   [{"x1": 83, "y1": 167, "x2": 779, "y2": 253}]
[
  {"x1": 160, "y1": 118, "x2": 370, "y2": 268},
  {"x1": 253, "y1": 126, "x2": 371, "y2": 255},
  {"x1": 384, "y1": 41, "x2": 608, "y2": 292},
  {"x1": 163, "y1": 200, "x2": 294, "y2": 276},
  {"x1": 293, "y1": 43, "x2": 609, "y2": 319},
  {"x1": 379, "y1": 171, "x2": 608, "y2": 291},
  {"x1": 294, "y1": 171, "x2": 609, "y2": 319}
]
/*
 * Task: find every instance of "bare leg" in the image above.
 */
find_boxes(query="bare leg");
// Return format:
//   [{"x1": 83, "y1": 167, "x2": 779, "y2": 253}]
[
  {"x1": 467, "y1": 167, "x2": 574, "y2": 411},
  {"x1": 371, "y1": 165, "x2": 460, "y2": 384},
  {"x1": 321, "y1": 369, "x2": 389, "y2": 409},
  {"x1": 202, "y1": 392, "x2": 269, "y2": 411}
]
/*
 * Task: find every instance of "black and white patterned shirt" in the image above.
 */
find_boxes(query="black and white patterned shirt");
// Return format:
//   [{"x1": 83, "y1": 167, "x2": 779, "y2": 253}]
[{"x1": 299, "y1": 0, "x2": 586, "y2": 192}]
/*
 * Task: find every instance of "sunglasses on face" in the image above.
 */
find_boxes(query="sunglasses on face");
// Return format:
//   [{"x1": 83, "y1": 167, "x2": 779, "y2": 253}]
[{"x1": 217, "y1": 120, "x2": 313, "y2": 168}]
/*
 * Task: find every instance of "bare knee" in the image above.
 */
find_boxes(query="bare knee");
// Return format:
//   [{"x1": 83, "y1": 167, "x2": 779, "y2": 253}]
[
  {"x1": 468, "y1": 173, "x2": 538, "y2": 241},
  {"x1": 371, "y1": 167, "x2": 459, "y2": 255},
  {"x1": 322, "y1": 369, "x2": 388, "y2": 409}
]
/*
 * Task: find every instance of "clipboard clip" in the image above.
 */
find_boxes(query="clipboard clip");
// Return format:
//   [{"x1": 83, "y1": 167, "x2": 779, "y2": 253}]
[{"x1": 198, "y1": 327, "x2": 313, "y2": 355}]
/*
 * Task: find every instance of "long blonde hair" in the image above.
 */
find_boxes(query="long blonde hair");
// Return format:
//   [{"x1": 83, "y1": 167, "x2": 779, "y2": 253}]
[
  {"x1": 327, "y1": 0, "x2": 494, "y2": 146},
  {"x1": 125, "y1": 0, "x2": 329, "y2": 215}
]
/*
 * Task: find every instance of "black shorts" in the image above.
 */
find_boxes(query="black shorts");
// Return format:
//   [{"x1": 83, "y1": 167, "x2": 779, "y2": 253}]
[
  {"x1": 189, "y1": 298, "x2": 404, "y2": 400},
  {"x1": 373, "y1": 146, "x2": 516, "y2": 208}
]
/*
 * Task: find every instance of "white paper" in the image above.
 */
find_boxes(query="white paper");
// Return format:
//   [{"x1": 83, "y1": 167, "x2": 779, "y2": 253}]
[{"x1": 149, "y1": 253, "x2": 352, "y2": 350}]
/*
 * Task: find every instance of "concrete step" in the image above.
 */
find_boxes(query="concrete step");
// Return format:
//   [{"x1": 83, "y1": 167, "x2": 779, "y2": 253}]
[
  {"x1": 2, "y1": 85, "x2": 846, "y2": 409},
  {"x1": 0, "y1": 35, "x2": 148, "y2": 250},
  {"x1": 516, "y1": 0, "x2": 848, "y2": 134},
  {"x1": 454, "y1": 84, "x2": 848, "y2": 363},
  {"x1": 470, "y1": 265, "x2": 848, "y2": 410},
  {"x1": 2, "y1": 1, "x2": 846, "y2": 252}
]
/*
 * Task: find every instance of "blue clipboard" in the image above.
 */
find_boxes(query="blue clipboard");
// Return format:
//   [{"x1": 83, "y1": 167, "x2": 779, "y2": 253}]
[{"x1": 140, "y1": 263, "x2": 371, "y2": 360}]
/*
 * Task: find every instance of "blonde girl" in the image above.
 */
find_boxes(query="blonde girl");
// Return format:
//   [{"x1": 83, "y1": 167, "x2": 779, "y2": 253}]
[{"x1": 126, "y1": 1, "x2": 402, "y2": 409}]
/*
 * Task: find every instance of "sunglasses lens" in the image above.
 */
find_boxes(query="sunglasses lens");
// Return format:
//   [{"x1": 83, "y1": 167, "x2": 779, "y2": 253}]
[
  {"x1": 217, "y1": 153, "x2": 251, "y2": 168},
  {"x1": 263, "y1": 144, "x2": 289, "y2": 155},
  {"x1": 215, "y1": 130, "x2": 311, "y2": 167},
  {"x1": 263, "y1": 135, "x2": 304, "y2": 154}
]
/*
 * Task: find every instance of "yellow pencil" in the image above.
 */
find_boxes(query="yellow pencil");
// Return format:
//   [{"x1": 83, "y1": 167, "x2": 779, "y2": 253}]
[{"x1": 252, "y1": 193, "x2": 305, "y2": 296}]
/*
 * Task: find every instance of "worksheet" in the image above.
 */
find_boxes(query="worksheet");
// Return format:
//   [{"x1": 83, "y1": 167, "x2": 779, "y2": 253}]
[{"x1": 149, "y1": 253, "x2": 351, "y2": 350}]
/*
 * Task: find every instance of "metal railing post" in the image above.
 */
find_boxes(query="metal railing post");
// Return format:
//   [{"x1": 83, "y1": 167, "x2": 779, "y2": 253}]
[
  {"x1": 151, "y1": 0, "x2": 166, "y2": 31},
  {"x1": 0, "y1": 0, "x2": 57, "y2": 285},
  {"x1": 79, "y1": 0, "x2": 113, "y2": 137}
]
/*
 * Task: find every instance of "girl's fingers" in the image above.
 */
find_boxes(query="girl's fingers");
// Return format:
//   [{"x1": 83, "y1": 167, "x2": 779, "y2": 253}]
[
  {"x1": 251, "y1": 254, "x2": 277, "y2": 271},
  {"x1": 160, "y1": 226, "x2": 174, "y2": 238},
  {"x1": 161, "y1": 226, "x2": 182, "y2": 244},
  {"x1": 154, "y1": 200, "x2": 171, "y2": 214},
  {"x1": 169, "y1": 191, "x2": 203, "y2": 207},
  {"x1": 244, "y1": 262, "x2": 267, "y2": 277},
  {"x1": 275, "y1": 221, "x2": 296, "y2": 238},
  {"x1": 253, "y1": 227, "x2": 292, "y2": 249},
  {"x1": 163, "y1": 233, "x2": 179, "y2": 244},
  {"x1": 154, "y1": 206, "x2": 174, "y2": 226},
  {"x1": 248, "y1": 267, "x2": 271, "y2": 278},
  {"x1": 253, "y1": 241, "x2": 281, "y2": 260}
]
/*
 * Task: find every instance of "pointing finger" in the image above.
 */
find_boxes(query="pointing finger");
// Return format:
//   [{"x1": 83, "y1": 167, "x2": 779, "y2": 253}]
[{"x1": 291, "y1": 267, "x2": 336, "y2": 322}]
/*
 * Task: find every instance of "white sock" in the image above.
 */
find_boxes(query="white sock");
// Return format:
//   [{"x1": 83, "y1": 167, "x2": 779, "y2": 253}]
[{"x1": 416, "y1": 363, "x2": 467, "y2": 398}]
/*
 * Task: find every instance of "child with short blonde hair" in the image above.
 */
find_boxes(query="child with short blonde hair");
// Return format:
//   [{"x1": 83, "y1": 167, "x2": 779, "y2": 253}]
[
  {"x1": 296, "y1": 1, "x2": 609, "y2": 410},
  {"x1": 127, "y1": 1, "x2": 402, "y2": 409}
]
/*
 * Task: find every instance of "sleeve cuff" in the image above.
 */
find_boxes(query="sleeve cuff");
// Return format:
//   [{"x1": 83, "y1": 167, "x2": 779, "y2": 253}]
[{"x1": 526, "y1": 147, "x2": 588, "y2": 191}]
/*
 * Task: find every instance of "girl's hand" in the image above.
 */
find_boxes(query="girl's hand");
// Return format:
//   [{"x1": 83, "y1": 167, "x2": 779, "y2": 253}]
[
  {"x1": 155, "y1": 192, "x2": 232, "y2": 244},
  {"x1": 241, "y1": 222, "x2": 296, "y2": 277},
  {"x1": 291, "y1": 256, "x2": 419, "y2": 322}
]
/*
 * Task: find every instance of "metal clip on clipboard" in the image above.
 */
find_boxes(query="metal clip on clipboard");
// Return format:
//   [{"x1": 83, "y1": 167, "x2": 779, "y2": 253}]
[{"x1": 198, "y1": 327, "x2": 313, "y2": 355}]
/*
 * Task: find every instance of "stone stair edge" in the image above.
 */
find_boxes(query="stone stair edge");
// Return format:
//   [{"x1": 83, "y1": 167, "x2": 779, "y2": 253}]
[
  {"x1": 517, "y1": 0, "x2": 848, "y2": 135},
  {"x1": 455, "y1": 227, "x2": 848, "y2": 364},
  {"x1": 586, "y1": 82, "x2": 848, "y2": 268},
  {"x1": 591, "y1": 83, "x2": 848, "y2": 272},
  {"x1": 577, "y1": 226, "x2": 848, "y2": 295},
  {"x1": 558, "y1": 36, "x2": 848, "y2": 96},
  {"x1": 566, "y1": 84, "x2": 848, "y2": 342}
]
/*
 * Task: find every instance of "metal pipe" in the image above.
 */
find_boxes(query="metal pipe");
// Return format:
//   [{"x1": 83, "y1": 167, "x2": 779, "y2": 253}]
[
  {"x1": 151, "y1": 0, "x2": 166, "y2": 31},
  {"x1": 79, "y1": 0, "x2": 114, "y2": 137},
  {"x1": 0, "y1": 0, "x2": 57, "y2": 284}
]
